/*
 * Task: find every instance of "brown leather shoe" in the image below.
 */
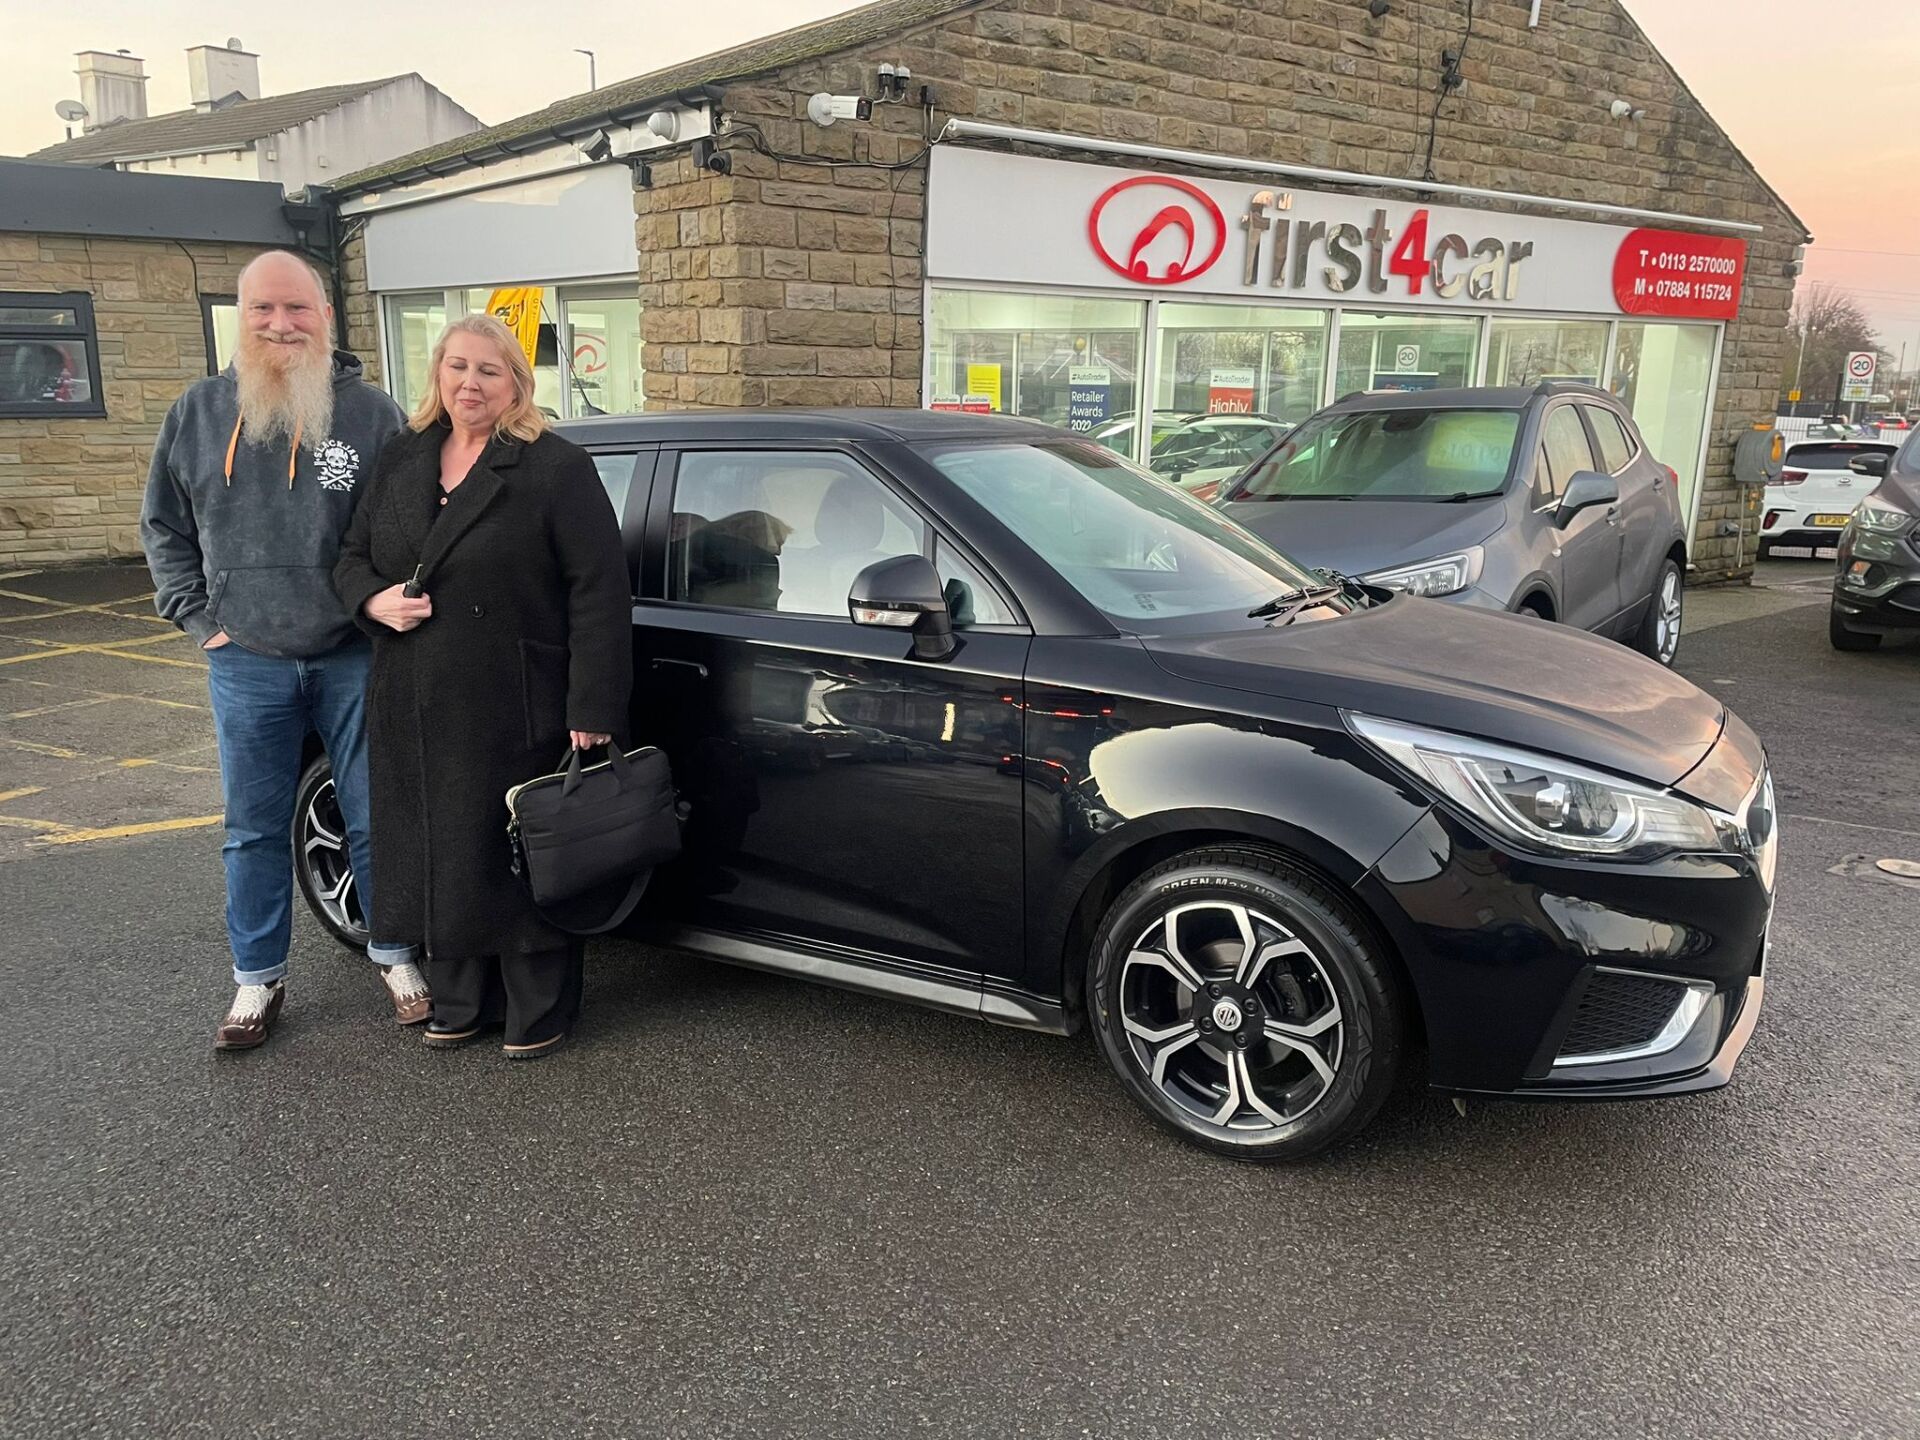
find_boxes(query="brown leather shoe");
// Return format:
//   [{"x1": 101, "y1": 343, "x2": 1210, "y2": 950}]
[
  {"x1": 380, "y1": 962, "x2": 432, "y2": 1026},
  {"x1": 215, "y1": 982, "x2": 285, "y2": 1050}
]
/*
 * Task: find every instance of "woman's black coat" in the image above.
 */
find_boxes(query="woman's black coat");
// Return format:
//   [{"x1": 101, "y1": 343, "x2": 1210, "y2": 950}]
[{"x1": 334, "y1": 422, "x2": 632, "y2": 957}]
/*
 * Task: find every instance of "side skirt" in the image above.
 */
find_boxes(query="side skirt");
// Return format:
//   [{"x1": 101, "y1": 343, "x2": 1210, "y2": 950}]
[{"x1": 646, "y1": 923, "x2": 1071, "y2": 1035}]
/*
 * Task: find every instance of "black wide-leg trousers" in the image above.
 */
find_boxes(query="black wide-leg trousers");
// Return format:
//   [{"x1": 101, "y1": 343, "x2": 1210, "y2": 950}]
[{"x1": 427, "y1": 942, "x2": 583, "y2": 1046}]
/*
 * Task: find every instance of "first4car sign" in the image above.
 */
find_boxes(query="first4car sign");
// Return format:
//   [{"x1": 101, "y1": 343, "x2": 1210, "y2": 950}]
[{"x1": 928, "y1": 149, "x2": 1748, "y2": 322}]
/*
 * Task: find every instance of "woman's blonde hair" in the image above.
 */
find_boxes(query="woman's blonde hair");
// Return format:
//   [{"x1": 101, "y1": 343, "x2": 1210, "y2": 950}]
[{"x1": 407, "y1": 313, "x2": 550, "y2": 442}]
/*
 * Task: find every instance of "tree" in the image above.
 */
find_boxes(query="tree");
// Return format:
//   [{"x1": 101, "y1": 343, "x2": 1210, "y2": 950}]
[{"x1": 1781, "y1": 283, "x2": 1885, "y2": 405}]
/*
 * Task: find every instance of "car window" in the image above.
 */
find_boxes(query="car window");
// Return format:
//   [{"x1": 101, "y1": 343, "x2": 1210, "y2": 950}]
[
  {"x1": 668, "y1": 451, "x2": 927, "y2": 618},
  {"x1": 934, "y1": 537, "x2": 1019, "y2": 626},
  {"x1": 1583, "y1": 407, "x2": 1636, "y2": 473},
  {"x1": 1784, "y1": 442, "x2": 1897, "y2": 470},
  {"x1": 1234, "y1": 408, "x2": 1519, "y2": 501},
  {"x1": 590, "y1": 451, "x2": 639, "y2": 519},
  {"x1": 1539, "y1": 407, "x2": 1598, "y2": 501},
  {"x1": 923, "y1": 439, "x2": 1325, "y2": 632}
]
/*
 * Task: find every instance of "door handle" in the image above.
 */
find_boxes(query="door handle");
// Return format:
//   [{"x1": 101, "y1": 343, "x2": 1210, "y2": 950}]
[
  {"x1": 651, "y1": 657, "x2": 709, "y2": 678},
  {"x1": 1605, "y1": 505, "x2": 1620, "y2": 525}
]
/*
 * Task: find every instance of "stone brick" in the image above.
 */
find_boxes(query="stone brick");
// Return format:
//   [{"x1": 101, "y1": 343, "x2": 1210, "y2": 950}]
[{"x1": 765, "y1": 311, "x2": 876, "y2": 348}]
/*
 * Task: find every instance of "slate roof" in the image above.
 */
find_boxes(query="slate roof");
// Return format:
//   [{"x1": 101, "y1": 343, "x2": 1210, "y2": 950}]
[
  {"x1": 330, "y1": 0, "x2": 986, "y2": 195},
  {"x1": 29, "y1": 77, "x2": 409, "y2": 165}
]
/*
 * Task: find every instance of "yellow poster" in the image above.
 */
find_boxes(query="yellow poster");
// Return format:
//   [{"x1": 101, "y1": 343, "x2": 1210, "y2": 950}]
[
  {"x1": 965, "y1": 362, "x2": 1003, "y2": 412},
  {"x1": 485, "y1": 287, "x2": 542, "y2": 366}
]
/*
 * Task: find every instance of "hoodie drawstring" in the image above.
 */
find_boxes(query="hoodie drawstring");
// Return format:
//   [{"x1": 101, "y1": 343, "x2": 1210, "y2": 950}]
[{"x1": 223, "y1": 414, "x2": 302, "y2": 489}]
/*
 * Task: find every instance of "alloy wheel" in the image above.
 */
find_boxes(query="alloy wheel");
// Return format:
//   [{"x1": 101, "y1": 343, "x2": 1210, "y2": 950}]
[
  {"x1": 1119, "y1": 900, "x2": 1345, "y2": 1136},
  {"x1": 1656, "y1": 568, "x2": 1683, "y2": 663},
  {"x1": 300, "y1": 776, "x2": 365, "y2": 937}
]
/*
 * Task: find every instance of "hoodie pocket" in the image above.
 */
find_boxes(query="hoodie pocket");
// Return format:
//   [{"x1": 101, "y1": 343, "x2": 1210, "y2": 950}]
[
  {"x1": 206, "y1": 566, "x2": 354, "y2": 657},
  {"x1": 520, "y1": 639, "x2": 570, "y2": 750}
]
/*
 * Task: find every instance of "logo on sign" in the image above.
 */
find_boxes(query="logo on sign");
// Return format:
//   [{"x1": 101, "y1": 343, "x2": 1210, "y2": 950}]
[{"x1": 1087, "y1": 175, "x2": 1227, "y2": 286}]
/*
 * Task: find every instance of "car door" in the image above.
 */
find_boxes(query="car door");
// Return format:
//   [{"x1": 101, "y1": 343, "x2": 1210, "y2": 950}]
[
  {"x1": 1582, "y1": 403, "x2": 1665, "y2": 625},
  {"x1": 1533, "y1": 403, "x2": 1622, "y2": 633},
  {"x1": 630, "y1": 443, "x2": 1033, "y2": 984}
]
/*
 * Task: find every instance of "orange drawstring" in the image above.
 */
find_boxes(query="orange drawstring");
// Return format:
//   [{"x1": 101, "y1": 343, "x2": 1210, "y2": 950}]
[{"x1": 223, "y1": 415, "x2": 301, "y2": 488}]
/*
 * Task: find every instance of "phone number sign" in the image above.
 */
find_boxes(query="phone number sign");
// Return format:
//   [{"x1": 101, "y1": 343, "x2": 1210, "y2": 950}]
[{"x1": 1612, "y1": 228, "x2": 1747, "y2": 321}]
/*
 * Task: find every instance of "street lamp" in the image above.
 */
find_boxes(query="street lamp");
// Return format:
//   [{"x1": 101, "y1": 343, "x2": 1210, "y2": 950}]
[{"x1": 574, "y1": 48, "x2": 596, "y2": 91}]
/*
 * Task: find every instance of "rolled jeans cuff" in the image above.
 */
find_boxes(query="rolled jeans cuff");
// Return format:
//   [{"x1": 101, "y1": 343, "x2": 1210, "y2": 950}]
[
  {"x1": 368, "y1": 941, "x2": 420, "y2": 966},
  {"x1": 234, "y1": 960, "x2": 289, "y2": 988}
]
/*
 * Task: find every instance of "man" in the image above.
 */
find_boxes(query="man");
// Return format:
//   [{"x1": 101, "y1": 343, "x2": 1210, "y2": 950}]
[{"x1": 142, "y1": 250, "x2": 429, "y2": 1049}]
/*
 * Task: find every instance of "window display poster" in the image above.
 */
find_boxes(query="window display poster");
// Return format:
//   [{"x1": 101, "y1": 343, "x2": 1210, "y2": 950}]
[
  {"x1": 1207, "y1": 366, "x2": 1256, "y2": 414},
  {"x1": 966, "y1": 362, "x2": 1004, "y2": 411},
  {"x1": 1068, "y1": 366, "x2": 1112, "y2": 432}
]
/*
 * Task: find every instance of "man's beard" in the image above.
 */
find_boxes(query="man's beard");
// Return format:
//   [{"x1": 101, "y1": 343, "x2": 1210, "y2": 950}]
[{"x1": 235, "y1": 332, "x2": 334, "y2": 450}]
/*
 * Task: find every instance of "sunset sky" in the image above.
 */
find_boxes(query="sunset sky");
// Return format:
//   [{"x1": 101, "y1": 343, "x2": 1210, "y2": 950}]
[{"x1": 5, "y1": 1, "x2": 1916, "y2": 353}]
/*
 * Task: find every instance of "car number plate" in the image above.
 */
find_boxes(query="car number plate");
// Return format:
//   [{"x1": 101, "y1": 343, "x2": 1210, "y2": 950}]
[{"x1": 1810, "y1": 514, "x2": 1851, "y2": 527}]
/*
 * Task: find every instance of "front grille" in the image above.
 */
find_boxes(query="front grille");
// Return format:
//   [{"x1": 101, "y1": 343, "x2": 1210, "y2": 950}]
[{"x1": 1558, "y1": 972, "x2": 1686, "y2": 1058}]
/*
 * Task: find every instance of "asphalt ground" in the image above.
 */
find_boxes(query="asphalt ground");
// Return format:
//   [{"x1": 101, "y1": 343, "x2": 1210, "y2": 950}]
[{"x1": 2, "y1": 559, "x2": 1915, "y2": 1439}]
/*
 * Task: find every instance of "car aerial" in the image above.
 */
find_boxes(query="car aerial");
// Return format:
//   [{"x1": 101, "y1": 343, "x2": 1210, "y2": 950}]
[
  {"x1": 295, "y1": 409, "x2": 1774, "y2": 1162},
  {"x1": 1146, "y1": 414, "x2": 1292, "y2": 498},
  {"x1": 1217, "y1": 383, "x2": 1690, "y2": 666},
  {"x1": 1829, "y1": 433, "x2": 1920, "y2": 651},
  {"x1": 1758, "y1": 438, "x2": 1900, "y2": 557}
]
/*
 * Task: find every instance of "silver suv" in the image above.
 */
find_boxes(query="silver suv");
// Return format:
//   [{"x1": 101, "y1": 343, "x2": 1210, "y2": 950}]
[{"x1": 1219, "y1": 383, "x2": 1691, "y2": 665}]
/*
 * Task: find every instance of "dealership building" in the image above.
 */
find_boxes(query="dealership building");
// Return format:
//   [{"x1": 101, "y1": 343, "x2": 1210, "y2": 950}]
[{"x1": 13, "y1": 0, "x2": 1803, "y2": 575}]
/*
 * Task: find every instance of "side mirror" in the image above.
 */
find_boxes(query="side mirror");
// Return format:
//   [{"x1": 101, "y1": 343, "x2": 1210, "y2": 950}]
[
  {"x1": 848, "y1": 554, "x2": 956, "y2": 662},
  {"x1": 1555, "y1": 469, "x2": 1619, "y2": 528},
  {"x1": 1850, "y1": 453, "x2": 1891, "y2": 479}
]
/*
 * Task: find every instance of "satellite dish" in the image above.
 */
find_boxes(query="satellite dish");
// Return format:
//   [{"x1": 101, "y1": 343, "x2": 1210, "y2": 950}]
[
  {"x1": 55, "y1": 99, "x2": 88, "y2": 122},
  {"x1": 227, "y1": 36, "x2": 244, "y2": 50}
]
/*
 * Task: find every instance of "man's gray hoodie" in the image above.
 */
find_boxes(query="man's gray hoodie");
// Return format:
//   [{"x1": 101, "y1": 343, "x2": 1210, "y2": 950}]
[{"x1": 141, "y1": 351, "x2": 405, "y2": 658}]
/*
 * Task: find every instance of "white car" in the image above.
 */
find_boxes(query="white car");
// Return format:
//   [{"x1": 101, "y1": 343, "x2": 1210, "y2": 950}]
[{"x1": 1759, "y1": 438, "x2": 1900, "y2": 556}]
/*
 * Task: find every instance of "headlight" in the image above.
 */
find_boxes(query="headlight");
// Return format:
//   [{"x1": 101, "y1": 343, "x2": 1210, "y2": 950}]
[
  {"x1": 1361, "y1": 547, "x2": 1483, "y2": 598},
  {"x1": 1854, "y1": 500, "x2": 1915, "y2": 535},
  {"x1": 1349, "y1": 714, "x2": 1739, "y2": 863}
]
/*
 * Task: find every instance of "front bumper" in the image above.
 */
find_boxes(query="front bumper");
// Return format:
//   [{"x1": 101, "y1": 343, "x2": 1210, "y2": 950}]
[
  {"x1": 1831, "y1": 524, "x2": 1920, "y2": 632},
  {"x1": 1357, "y1": 791, "x2": 1772, "y2": 1099}
]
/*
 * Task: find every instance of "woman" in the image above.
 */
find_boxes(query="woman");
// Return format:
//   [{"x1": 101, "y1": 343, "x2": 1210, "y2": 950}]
[{"x1": 334, "y1": 315, "x2": 631, "y2": 1058}]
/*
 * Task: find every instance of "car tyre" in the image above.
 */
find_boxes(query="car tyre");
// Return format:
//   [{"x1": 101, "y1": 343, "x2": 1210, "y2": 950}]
[
  {"x1": 1087, "y1": 846, "x2": 1407, "y2": 1162},
  {"x1": 1633, "y1": 557, "x2": 1684, "y2": 666},
  {"x1": 293, "y1": 752, "x2": 371, "y2": 950},
  {"x1": 1829, "y1": 607, "x2": 1881, "y2": 652}
]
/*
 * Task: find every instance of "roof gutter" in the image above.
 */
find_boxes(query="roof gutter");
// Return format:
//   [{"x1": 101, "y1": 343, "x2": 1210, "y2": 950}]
[{"x1": 939, "y1": 120, "x2": 1766, "y2": 236}]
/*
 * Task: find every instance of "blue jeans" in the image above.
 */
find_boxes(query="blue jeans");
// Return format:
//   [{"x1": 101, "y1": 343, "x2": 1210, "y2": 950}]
[{"x1": 205, "y1": 637, "x2": 417, "y2": 986}]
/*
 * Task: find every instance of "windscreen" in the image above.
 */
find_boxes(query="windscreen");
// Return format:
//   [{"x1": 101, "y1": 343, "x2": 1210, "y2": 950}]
[{"x1": 1231, "y1": 407, "x2": 1522, "y2": 501}]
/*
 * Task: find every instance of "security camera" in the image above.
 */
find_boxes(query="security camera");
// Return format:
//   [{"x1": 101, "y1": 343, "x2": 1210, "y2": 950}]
[
  {"x1": 690, "y1": 137, "x2": 731, "y2": 175},
  {"x1": 806, "y1": 92, "x2": 873, "y2": 127},
  {"x1": 575, "y1": 128, "x2": 613, "y2": 162},
  {"x1": 1368, "y1": 0, "x2": 1391, "y2": 16}
]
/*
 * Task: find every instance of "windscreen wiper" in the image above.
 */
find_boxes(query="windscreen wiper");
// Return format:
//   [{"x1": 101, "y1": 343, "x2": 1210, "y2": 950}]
[{"x1": 1247, "y1": 583, "x2": 1343, "y2": 623}]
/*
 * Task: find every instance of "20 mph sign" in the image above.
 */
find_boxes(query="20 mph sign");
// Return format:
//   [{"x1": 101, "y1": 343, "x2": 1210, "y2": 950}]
[{"x1": 1843, "y1": 351, "x2": 1877, "y2": 403}]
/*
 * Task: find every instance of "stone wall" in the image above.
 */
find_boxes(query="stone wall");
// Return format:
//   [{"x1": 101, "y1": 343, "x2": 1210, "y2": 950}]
[
  {"x1": 338, "y1": 228, "x2": 382, "y2": 387},
  {"x1": 633, "y1": 0, "x2": 1804, "y2": 581},
  {"x1": 0, "y1": 234, "x2": 300, "y2": 565}
]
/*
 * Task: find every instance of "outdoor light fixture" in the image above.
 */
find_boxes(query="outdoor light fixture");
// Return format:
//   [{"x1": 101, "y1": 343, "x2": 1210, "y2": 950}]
[
  {"x1": 574, "y1": 127, "x2": 613, "y2": 161},
  {"x1": 646, "y1": 109, "x2": 679, "y2": 142},
  {"x1": 1608, "y1": 99, "x2": 1646, "y2": 122}
]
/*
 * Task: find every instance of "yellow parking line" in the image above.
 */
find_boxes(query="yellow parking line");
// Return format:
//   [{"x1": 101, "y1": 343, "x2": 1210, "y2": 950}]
[
  {"x1": 1, "y1": 738, "x2": 84, "y2": 758},
  {"x1": 35, "y1": 814, "x2": 223, "y2": 846},
  {"x1": 0, "y1": 814, "x2": 71, "y2": 833},
  {"x1": 0, "y1": 676, "x2": 206, "y2": 712},
  {"x1": 0, "y1": 786, "x2": 46, "y2": 803},
  {"x1": 6, "y1": 696, "x2": 113, "y2": 720},
  {"x1": 0, "y1": 633, "x2": 207, "y2": 670}
]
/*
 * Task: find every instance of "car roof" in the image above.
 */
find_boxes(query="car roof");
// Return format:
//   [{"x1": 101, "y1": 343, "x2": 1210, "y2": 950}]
[
  {"x1": 1323, "y1": 382, "x2": 1619, "y2": 412},
  {"x1": 553, "y1": 408, "x2": 1057, "y2": 445}
]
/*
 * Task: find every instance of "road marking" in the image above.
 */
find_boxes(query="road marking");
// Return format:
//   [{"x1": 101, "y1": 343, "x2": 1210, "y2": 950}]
[
  {"x1": 5, "y1": 696, "x2": 113, "y2": 720},
  {"x1": 0, "y1": 814, "x2": 71, "y2": 833},
  {"x1": 0, "y1": 630, "x2": 207, "y2": 671},
  {"x1": 0, "y1": 676, "x2": 207, "y2": 712},
  {"x1": 34, "y1": 814, "x2": 223, "y2": 846},
  {"x1": 1782, "y1": 812, "x2": 1920, "y2": 842},
  {"x1": 0, "y1": 786, "x2": 46, "y2": 804},
  {"x1": 1, "y1": 738, "x2": 83, "y2": 758}
]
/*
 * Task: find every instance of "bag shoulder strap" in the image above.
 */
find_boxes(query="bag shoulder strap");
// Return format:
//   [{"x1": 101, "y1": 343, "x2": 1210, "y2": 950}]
[{"x1": 550, "y1": 870, "x2": 651, "y2": 936}]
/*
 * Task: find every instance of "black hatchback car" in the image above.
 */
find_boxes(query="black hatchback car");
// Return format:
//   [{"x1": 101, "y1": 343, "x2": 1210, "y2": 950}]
[{"x1": 296, "y1": 410, "x2": 1775, "y2": 1161}]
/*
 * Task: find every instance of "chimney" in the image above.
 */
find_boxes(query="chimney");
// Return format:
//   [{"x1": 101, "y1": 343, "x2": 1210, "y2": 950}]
[
  {"x1": 187, "y1": 41, "x2": 261, "y2": 111},
  {"x1": 74, "y1": 51, "x2": 148, "y2": 129}
]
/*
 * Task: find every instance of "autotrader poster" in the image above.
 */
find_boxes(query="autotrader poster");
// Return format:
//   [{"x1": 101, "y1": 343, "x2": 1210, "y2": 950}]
[{"x1": 1068, "y1": 367, "x2": 1112, "y2": 432}]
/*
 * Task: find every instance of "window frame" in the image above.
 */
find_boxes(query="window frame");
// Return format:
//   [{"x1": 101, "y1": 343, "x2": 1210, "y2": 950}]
[
  {"x1": 1580, "y1": 403, "x2": 1640, "y2": 476},
  {"x1": 645, "y1": 442, "x2": 1028, "y2": 632},
  {"x1": 1533, "y1": 402, "x2": 1600, "y2": 511},
  {"x1": 199, "y1": 294, "x2": 239, "y2": 377},
  {"x1": 0, "y1": 290, "x2": 107, "y2": 419}
]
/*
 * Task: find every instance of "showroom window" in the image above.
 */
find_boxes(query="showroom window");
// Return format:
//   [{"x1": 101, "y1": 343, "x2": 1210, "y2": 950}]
[
  {"x1": 382, "y1": 292, "x2": 447, "y2": 414},
  {"x1": 1487, "y1": 317, "x2": 1608, "y2": 388},
  {"x1": 0, "y1": 292, "x2": 105, "y2": 418},
  {"x1": 1334, "y1": 311, "x2": 1479, "y2": 397},
  {"x1": 200, "y1": 296, "x2": 239, "y2": 376},
  {"x1": 1150, "y1": 303, "x2": 1329, "y2": 478},
  {"x1": 1610, "y1": 322, "x2": 1716, "y2": 524},
  {"x1": 927, "y1": 289, "x2": 1146, "y2": 439}
]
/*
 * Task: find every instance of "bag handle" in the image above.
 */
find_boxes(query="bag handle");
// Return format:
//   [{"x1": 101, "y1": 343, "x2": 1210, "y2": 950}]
[{"x1": 558, "y1": 741, "x2": 630, "y2": 797}]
